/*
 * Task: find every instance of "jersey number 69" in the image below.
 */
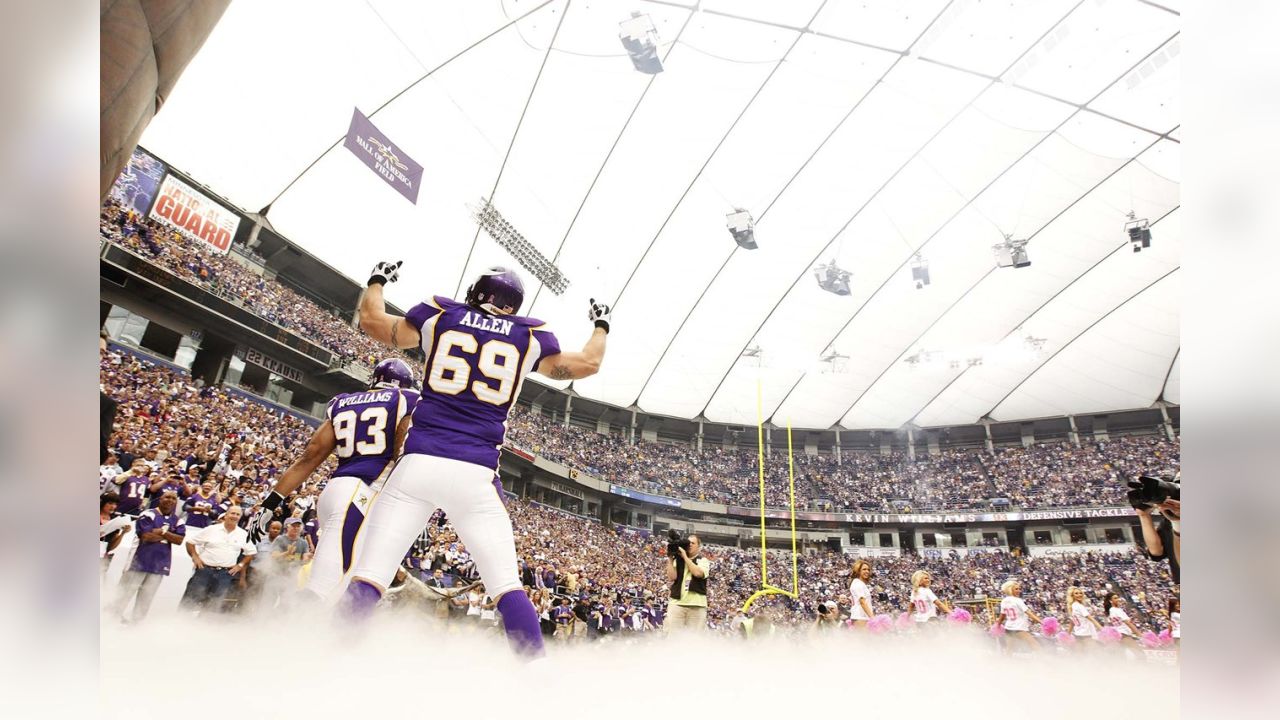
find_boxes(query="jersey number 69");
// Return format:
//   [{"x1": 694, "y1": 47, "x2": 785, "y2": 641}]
[{"x1": 428, "y1": 330, "x2": 521, "y2": 405}]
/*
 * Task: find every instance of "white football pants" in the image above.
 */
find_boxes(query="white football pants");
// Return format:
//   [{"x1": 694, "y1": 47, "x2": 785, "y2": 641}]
[
  {"x1": 348, "y1": 453, "x2": 520, "y2": 599},
  {"x1": 305, "y1": 475, "x2": 375, "y2": 604}
]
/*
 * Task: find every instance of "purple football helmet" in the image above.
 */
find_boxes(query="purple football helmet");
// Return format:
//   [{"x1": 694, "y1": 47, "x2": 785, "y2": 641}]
[
  {"x1": 371, "y1": 358, "x2": 416, "y2": 390},
  {"x1": 465, "y1": 266, "x2": 525, "y2": 316}
]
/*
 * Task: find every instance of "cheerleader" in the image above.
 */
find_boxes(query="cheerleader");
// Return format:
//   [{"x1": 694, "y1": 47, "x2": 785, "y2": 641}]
[
  {"x1": 910, "y1": 570, "x2": 950, "y2": 623},
  {"x1": 1066, "y1": 586, "x2": 1103, "y2": 643},
  {"x1": 996, "y1": 579, "x2": 1043, "y2": 649},
  {"x1": 1104, "y1": 592, "x2": 1141, "y2": 646},
  {"x1": 848, "y1": 559, "x2": 875, "y2": 626}
]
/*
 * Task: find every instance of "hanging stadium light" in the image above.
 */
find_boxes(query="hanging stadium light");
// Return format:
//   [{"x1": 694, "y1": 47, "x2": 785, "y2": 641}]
[
  {"x1": 1125, "y1": 211, "x2": 1152, "y2": 252},
  {"x1": 820, "y1": 346, "x2": 849, "y2": 374},
  {"x1": 993, "y1": 235, "x2": 1031, "y2": 269},
  {"x1": 619, "y1": 12, "x2": 663, "y2": 75},
  {"x1": 470, "y1": 199, "x2": 571, "y2": 295},
  {"x1": 727, "y1": 208, "x2": 757, "y2": 250},
  {"x1": 911, "y1": 252, "x2": 930, "y2": 289},
  {"x1": 814, "y1": 259, "x2": 851, "y2": 295}
]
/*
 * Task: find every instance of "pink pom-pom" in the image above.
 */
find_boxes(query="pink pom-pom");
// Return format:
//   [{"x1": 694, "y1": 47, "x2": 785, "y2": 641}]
[
  {"x1": 988, "y1": 623, "x2": 1006, "y2": 637},
  {"x1": 948, "y1": 608, "x2": 972, "y2": 624},
  {"x1": 1157, "y1": 629, "x2": 1173, "y2": 646},
  {"x1": 867, "y1": 614, "x2": 893, "y2": 634},
  {"x1": 1056, "y1": 631, "x2": 1076, "y2": 645},
  {"x1": 896, "y1": 612, "x2": 914, "y2": 629},
  {"x1": 1097, "y1": 627, "x2": 1122, "y2": 644},
  {"x1": 1141, "y1": 631, "x2": 1161, "y2": 649},
  {"x1": 1040, "y1": 617, "x2": 1061, "y2": 636}
]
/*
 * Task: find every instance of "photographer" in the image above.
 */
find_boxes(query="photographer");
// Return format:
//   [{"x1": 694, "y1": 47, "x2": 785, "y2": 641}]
[
  {"x1": 812, "y1": 600, "x2": 841, "y2": 633},
  {"x1": 1127, "y1": 475, "x2": 1181, "y2": 583},
  {"x1": 665, "y1": 532, "x2": 711, "y2": 634}
]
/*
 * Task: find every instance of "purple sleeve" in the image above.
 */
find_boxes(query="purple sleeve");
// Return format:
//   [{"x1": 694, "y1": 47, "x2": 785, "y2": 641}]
[
  {"x1": 404, "y1": 302, "x2": 442, "y2": 333},
  {"x1": 325, "y1": 396, "x2": 338, "y2": 421},
  {"x1": 134, "y1": 511, "x2": 157, "y2": 536},
  {"x1": 532, "y1": 329, "x2": 561, "y2": 360},
  {"x1": 173, "y1": 518, "x2": 187, "y2": 538},
  {"x1": 400, "y1": 390, "x2": 420, "y2": 421}
]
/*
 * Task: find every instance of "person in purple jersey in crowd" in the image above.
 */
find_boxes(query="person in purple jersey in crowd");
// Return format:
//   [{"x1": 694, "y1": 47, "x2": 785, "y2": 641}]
[
  {"x1": 111, "y1": 459, "x2": 152, "y2": 516},
  {"x1": 340, "y1": 261, "x2": 610, "y2": 659},
  {"x1": 247, "y1": 358, "x2": 419, "y2": 603},
  {"x1": 184, "y1": 480, "x2": 221, "y2": 529},
  {"x1": 303, "y1": 514, "x2": 319, "y2": 552},
  {"x1": 112, "y1": 490, "x2": 185, "y2": 623}
]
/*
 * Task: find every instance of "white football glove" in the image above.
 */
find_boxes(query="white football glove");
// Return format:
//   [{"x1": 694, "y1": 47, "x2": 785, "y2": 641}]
[
  {"x1": 588, "y1": 298, "x2": 612, "y2": 333},
  {"x1": 368, "y1": 260, "x2": 403, "y2": 287}
]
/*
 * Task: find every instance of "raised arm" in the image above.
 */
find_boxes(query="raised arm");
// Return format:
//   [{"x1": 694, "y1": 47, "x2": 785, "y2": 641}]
[
  {"x1": 358, "y1": 262, "x2": 421, "y2": 350},
  {"x1": 1134, "y1": 508, "x2": 1164, "y2": 557},
  {"x1": 535, "y1": 299, "x2": 611, "y2": 381}
]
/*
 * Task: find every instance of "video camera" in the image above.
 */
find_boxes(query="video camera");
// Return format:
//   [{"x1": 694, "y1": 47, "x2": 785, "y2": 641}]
[
  {"x1": 666, "y1": 529, "x2": 691, "y2": 559},
  {"x1": 1125, "y1": 475, "x2": 1180, "y2": 510}
]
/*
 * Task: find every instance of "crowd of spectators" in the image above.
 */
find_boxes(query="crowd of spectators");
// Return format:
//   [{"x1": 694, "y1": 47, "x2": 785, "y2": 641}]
[
  {"x1": 984, "y1": 436, "x2": 1180, "y2": 509},
  {"x1": 504, "y1": 405, "x2": 1179, "y2": 512},
  {"x1": 100, "y1": 347, "x2": 332, "y2": 535},
  {"x1": 99, "y1": 347, "x2": 1177, "y2": 639},
  {"x1": 378, "y1": 497, "x2": 1180, "y2": 640},
  {"x1": 99, "y1": 199, "x2": 416, "y2": 372}
]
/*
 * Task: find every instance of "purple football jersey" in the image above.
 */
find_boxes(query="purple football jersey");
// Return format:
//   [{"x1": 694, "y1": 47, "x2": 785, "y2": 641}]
[
  {"x1": 183, "y1": 493, "x2": 219, "y2": 528},
  {"x1": 130, "y1": 508, "x2": 185, "y2": 575},
  {"x1": 325, "y1": 387, "x2": 420, "y2": 483},
  {"x1": 115, "y1": 474, "x2": 149, "y2": 516},
  {"x1": 404, "y1": 296, "x2": 561, "y2": 469}
]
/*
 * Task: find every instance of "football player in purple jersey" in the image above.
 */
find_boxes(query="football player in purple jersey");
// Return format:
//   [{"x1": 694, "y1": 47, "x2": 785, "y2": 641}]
[
  {"x1": 340, "y1": 261, "x2": 609, "y2": 658},
  {"x1": 241, "y1": 356, "x2": 417, "y2": 599},
  {"x1": 247, "y1": 358, "x2": 420, "y2": 603}
]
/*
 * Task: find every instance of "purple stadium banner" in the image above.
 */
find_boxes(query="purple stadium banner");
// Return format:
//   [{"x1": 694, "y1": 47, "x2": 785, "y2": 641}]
[{"x1": 343, "y1": 108, "x2": 423, "y2": 204}]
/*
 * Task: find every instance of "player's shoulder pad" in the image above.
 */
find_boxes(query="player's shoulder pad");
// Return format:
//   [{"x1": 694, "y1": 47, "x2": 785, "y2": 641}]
[
  {"x1": 510, "y1": 313, "x2": 549, "y2": 329},
  {"x1": 432, "y1": 295, "x2": 460, "y2": 310}
]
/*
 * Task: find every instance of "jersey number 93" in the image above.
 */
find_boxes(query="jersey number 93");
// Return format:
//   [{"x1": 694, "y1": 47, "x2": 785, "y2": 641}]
[{"x1": 332, "y1": 407, "x2": 388, "y2": 457}]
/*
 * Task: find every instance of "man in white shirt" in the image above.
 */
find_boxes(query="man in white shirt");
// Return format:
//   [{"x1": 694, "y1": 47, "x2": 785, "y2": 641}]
[{"x1": 181, "y1": 505, "x2": 256, "y2": 612}]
